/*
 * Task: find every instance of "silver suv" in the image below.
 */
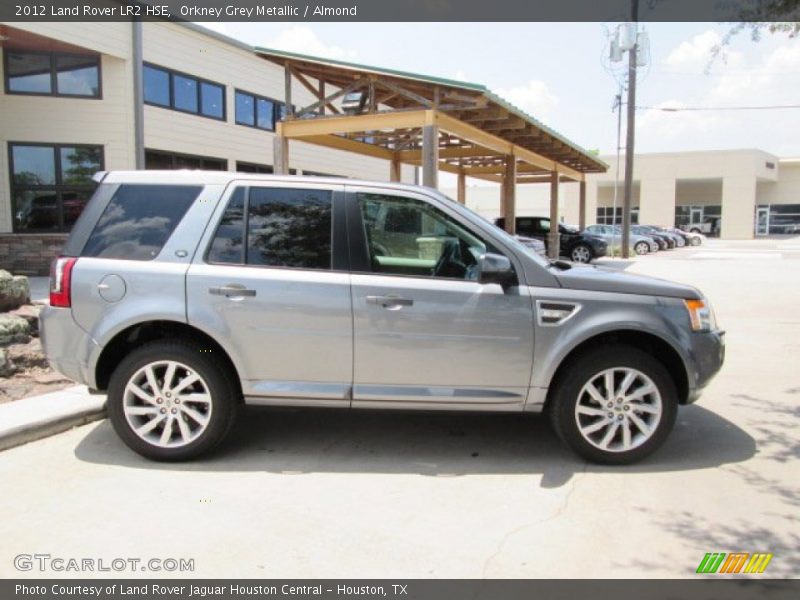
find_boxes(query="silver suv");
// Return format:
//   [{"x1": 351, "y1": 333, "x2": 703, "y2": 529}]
[{"x1": 40, "y1": 171, "x2": 725, "y2": 464}]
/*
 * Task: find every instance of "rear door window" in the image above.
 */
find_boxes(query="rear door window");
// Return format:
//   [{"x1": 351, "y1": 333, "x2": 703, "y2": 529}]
[
  {"x1": 82, "y1": 184, "x2": 201, "y2": 260},
  {"x1": 207, "y1": 186, "x2": 333, "y2": 270}
]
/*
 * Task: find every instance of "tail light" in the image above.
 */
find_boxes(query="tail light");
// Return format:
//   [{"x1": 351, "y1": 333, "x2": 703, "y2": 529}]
[{"x1": 50, "y1": 257, "x2": 77, "y2": 308}]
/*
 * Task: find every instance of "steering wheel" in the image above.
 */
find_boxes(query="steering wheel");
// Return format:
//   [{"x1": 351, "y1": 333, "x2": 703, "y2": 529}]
[{"x1": 432, "y1": 239, "x2": 468, "y2": 278}]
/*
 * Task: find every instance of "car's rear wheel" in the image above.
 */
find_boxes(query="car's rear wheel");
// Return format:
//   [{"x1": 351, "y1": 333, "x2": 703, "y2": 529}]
[
  {"x1": 548, "y1": 345, "x2": 678, "y2": 464},
  {"x1": 107, "y1": 340, "x2": 239, "y2": 461},
  {"x1": 570, "y1": 244, "x2": 593, "y2": 263},
  {"x1": 634, "y1": 241, "x2": 650, "y2": 255}
]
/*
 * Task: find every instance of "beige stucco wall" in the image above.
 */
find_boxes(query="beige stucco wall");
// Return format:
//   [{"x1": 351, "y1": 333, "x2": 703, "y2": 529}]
[
  {"x1": 0, "y1": 23, "x2": 136, "y2": 233},
  {"x1": 758, "y1": 160, "x2": 800, "y2": 205},
  {"x1": 0, "y1": 22, "x2": 415, "y2": 234}
]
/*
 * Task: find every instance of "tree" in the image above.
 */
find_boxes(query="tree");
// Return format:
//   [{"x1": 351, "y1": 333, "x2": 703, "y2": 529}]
[{"x1": 712, "y1": 0, "x2": 800, "y2": 60}]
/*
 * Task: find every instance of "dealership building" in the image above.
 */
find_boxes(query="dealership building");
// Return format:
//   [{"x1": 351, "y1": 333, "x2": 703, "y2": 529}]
[
  {"x1": 451, "y1": 149, "x2": 800, "y2": 238},
  {"x1": 0, "y1": 20, "x2": 420, "y2": 274}
]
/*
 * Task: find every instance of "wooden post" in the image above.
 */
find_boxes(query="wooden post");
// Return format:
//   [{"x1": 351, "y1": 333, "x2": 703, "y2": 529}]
[
  {"x1": 318, "y1": 79, "x2": 325, "y2": 116},
  {"x1": 457, "y1": 170, "x2": 466, "y2": 204},
  {"x1": 549, "y1": 170, "x2": 560, "y2": 259},
  {"x1": 422, "y1": 124, "x2": 439, "y2": 188},
  {"x1": 579, "y1": 180, "x2": 587, "y2": 230},
  {"x1": 284, "y1": 67, "x2": 293, "y2": 117},
  {"x1": 273, "y1": 135, "x2": 289, "y2": 174},
  {"x1": 503, "y1": 157, "x2": 516, "y2": 234},
  {"x1": 389, "y1": 157, "x2": 401, "y2": 182}
]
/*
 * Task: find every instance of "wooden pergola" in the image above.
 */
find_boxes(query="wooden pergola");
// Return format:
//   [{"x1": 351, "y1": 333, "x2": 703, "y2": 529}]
[{"x1": 255, "y1": 47, "x2": 607, "y2": 258}]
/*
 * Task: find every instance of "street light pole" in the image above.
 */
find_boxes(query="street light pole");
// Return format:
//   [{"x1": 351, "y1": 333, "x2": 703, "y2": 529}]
[{"x1": 621, "y1": 0, "x2": 639, "y2": 258}]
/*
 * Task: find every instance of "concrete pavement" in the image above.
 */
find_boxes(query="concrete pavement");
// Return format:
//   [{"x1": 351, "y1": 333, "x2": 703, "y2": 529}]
[{"x1": 0, "y1": 239, "x2": 797, "y2": 578}]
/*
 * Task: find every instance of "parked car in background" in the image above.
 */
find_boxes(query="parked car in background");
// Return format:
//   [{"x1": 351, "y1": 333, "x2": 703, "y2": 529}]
[
  {"x1": 584, "y1": 224, "x2": 659, "y2": 255},
  {"x1": 681, "y1": 217, "x2": 720, "y2": 236},
  {"x1": 645, "y1": 225, "x2": 686, "y2": 248},
  {"x1": 666, "y1": 227, "x2": 703, "y2": 246},
  {"x1": 514, "y1": 235, "x2": 547, "y2": 257},
  {"x1": 40, "y1": 171, "x2": 725, "y2": 465},
  {"x1": 495, "y1": 216, "x2": 608, "y2": 263},
  {"x1": 632, "y1": 225, "x2": 673, "y2": 250}
]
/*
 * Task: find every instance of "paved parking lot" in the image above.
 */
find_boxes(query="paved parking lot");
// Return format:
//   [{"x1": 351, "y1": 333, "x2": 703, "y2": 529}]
[{"x1": 1, "y1": 238, "x2": 798, "y2": 579}]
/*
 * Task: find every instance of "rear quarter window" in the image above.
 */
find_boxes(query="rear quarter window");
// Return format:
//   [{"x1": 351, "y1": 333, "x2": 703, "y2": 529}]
[{"x1": 81, "y1": 184, "x2": 202, "y2": 260}]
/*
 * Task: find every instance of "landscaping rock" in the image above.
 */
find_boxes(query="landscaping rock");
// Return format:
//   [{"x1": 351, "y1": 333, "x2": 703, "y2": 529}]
[
  {"x1": 0, "y1": 314, "x2": 31, "y2": 346},
  {"x1": 0, "y1": 348, "x2": 15, "y2": 377},
  {"x1": 0, "y1": 270, "x2": 30, "y2": 312},
  {"x1": 6, "y1": 338, "x2": 49, "y2": 370},
  {"x1": 10, "y1": 304, "x2": 43, "y2": 336}
]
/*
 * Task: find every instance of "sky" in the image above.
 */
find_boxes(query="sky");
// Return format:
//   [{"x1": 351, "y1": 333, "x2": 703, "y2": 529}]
[{"x1": 197, "y1": 21, "x2": 800, "y2": 161}]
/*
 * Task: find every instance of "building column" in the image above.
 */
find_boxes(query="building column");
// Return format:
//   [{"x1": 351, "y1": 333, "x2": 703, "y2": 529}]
[
  {"x1": 502, "y1": 157, "x2": 517, "y2": 234},
  {"x1": 389, "y1": 157, "x2": 401, "y2": 182},
  {"x1": 721, "y1": 176, "x2": 757, "y2": 239},
  {"x1": 549, "y1": 170, "x2": 560, "y2": 259},
  {"x1": 578, "y1": 180, "x2": 587, "y2": 230},
  {"x1": 421, "y1": 124, "x2": 439, "y2": 188},
  {"x1": 273, "y1": 135, "x2": 289, "y2": 174},
  {"x1": 639, "y1": 178, "x2": 676, "y2": 228},
  {"x1": 456, "y1": 170, "x2": 466, "y2": 204}
]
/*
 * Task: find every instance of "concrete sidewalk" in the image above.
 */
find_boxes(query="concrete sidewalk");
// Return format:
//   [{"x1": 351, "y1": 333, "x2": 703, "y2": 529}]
[{"x1": 0, "y1": 385, "x2": 106, "y2": 451}]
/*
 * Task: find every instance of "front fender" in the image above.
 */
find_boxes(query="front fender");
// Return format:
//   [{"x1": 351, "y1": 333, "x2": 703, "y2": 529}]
[{"x1": 526, "y1": 287, "x2": 694, "y2": 410}]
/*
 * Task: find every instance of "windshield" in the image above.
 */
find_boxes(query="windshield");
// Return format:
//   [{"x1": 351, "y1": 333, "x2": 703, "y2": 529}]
[{"x1": 433, "y1": 191, "x2": 551, "y2": 267}]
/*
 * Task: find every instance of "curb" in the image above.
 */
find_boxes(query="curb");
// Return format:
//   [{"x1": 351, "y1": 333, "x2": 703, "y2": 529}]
[{"x1": 0, "y1": 386, "x2": 107, "y2": 452}]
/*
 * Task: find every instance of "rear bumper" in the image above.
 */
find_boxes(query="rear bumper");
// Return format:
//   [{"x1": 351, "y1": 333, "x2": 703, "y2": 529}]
[
  {"x1": 39, "y1": 306, "x2": 98, "y2": 387},
  {"x1": 684, "y1": 329, "x2": 725, "y2": 404}
]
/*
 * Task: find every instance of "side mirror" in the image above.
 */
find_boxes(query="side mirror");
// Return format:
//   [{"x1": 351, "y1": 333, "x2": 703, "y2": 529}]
[{"x1": 478, "y1": 253, "x2": 516, "y2": 288}]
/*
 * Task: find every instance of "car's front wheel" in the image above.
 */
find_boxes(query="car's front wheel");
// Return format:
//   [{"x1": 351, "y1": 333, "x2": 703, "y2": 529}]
[
  {"x1": 107, "y1": 340, "x2": 239, "y2": 461},
  {"x1": 690, "y1": 236, "x2": 702, "y2": 246},
  {"x1": 634, "y1": 241, "x2": 650, "y2": 255},
  {"x1": 548, "y1": 345, "x2": 678, "y2": 464},
  {"x1": 570, "y1": 243, "x2": 593, "y2": 263}
]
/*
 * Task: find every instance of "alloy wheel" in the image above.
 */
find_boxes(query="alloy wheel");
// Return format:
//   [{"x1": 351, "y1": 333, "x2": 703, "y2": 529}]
[
  {"x1": 574, "y1": 367, "x2": 663, "y2": 453},
  {"x1": 571, "y1": 245, "x2": 592, "y2": 263},
  {"x1": 123, "y1": 360, "x2": 213, "y2": 448}
]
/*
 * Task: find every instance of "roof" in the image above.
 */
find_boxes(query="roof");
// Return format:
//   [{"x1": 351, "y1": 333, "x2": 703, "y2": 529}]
[{"x1": 254, "y1": 46, "x2": 607, "y2": 176}]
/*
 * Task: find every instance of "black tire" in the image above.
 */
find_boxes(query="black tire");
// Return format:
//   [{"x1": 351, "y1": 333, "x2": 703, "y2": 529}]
[
  {"x1": 690, "y1": 228, "x2": 701, "y2": 234},
  {"x1": 107, "y1": 340, "x2": 240, "y2": 461},
  {"x1": 690, "y1": 237, "x2": 701, "y2": 246},
  {"x1": 548, "y1": 345, "x2": 678, "y2": 465},
  {"x1": 634, "y1": 241, "x2": 649, "y2": 255},
  {"x1": 570, "y1": 243, "x2": 593, "y2": 263}
]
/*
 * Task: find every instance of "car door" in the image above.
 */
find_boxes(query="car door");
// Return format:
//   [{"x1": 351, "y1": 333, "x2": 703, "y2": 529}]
[
  {"x1": 186, "y1": 181, "x2": 353, "y2": 406},
  {"x1": 347, "y1": 185, "x2": 534, "y2": 410}
]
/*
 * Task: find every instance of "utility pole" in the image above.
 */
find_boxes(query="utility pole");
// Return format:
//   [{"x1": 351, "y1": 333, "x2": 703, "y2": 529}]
[{"x1": 621, "y1": 0, "x2": 639, "y2": 258}]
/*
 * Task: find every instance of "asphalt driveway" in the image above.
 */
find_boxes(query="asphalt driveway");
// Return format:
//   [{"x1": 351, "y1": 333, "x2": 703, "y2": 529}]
[{"x1": 1, "y1": 238, "x2": 798, "y2": 578}]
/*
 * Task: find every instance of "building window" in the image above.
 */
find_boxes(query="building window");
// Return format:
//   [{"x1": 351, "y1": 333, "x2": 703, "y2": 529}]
[
  {"x1": 145, "y1": 149, "x2": 227, "y2": 171},
  {"x1": 234, "y1": 90, "x2": 285, "y2": 131},
  {"x1": 143, "y1": 63, "x2": 225, "y2": 121},
  {"x1": 9, "y1": 142, "x2": 103, "y2": 233},
  {"x1": 766, "y1": 203, "x2": 800, "y2": 234},
  {"x1": 235, "y1": 161, "x2": 298, "y2": 175},
  {"x1": 4, "y1": 50, "x2": 100, "y2": 98}
]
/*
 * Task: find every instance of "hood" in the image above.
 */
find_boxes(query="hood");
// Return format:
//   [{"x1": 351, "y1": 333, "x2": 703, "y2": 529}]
[{"x1": 553, "y1": 263, "x2": 702, "y2": 299}]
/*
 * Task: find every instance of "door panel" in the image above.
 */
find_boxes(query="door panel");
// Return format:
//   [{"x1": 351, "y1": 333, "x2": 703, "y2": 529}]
[
  {"x1": 347, "y1": 186, "x2": 535, "y2": 410},
  {"x1": 351, "y1": 274, "x2": 534, "y2": 408},
  {"x1": 187, "y1": 182, "x2": 352, "y2": 406}
]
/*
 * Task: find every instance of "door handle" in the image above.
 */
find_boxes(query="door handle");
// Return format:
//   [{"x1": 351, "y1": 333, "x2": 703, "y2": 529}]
[
  {"x1": 209, "y1": 285, "x2": 256, "y2": 298},
  {"x1": 366, "y1": 295, "x2": 413, "y2": 308}
]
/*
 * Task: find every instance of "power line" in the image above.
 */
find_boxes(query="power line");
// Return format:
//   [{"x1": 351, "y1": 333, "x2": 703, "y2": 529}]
[{"x1": 637, "y1": 104, "x2": 800, "y2": 112}]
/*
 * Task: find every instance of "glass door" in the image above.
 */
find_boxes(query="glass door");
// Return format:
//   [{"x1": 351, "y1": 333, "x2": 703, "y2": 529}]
[{"x1": 755, "y1": 207, "x2": 770, "y2": 236}]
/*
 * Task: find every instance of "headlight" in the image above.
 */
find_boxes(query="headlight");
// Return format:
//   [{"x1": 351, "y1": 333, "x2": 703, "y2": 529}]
[{"x1": 683, "y1": 298, "x2": 717, "y2": 332}]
